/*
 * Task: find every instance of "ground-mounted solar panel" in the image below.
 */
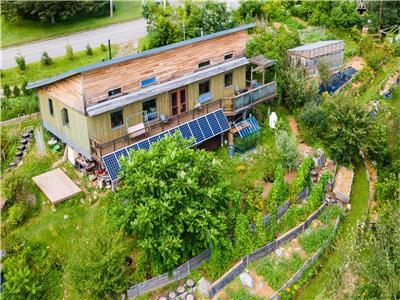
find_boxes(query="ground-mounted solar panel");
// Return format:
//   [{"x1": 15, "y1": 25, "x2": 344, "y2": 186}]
[
  {"x1": 214, "y1": 109, "x2": 231, "y2": 131},
  {"x1": 138, "y1": 139, "x2": 151, "y2": 150},
  {"x1": 188, "y1": 120, "x2": 205, "y2": 143},
  {"x1": 158, "y1": 131, "x2": 170, "y2": 140},
  {"x1": 169, "y1": 127, "x2": 179, "y2": 136},
  {"x1": 114, "y1": 148, "x2": 129, "y2": 159},
  {"x1": 148, "y1": 135, "x2": 160, "y2": 145},
  {"x1": 126, "y1": 143, "x2": 139, "y2": 155},
  {"x1": 197, "y1": 116, "x2": 213, "y2": 139},
  {"x1": 103, "y1": 153, "x2": 120, "y2": 181},
  {"x1": 179, "y1": 123, "x2": 193, "y2": 141},
  {"x1": 206, "y1": 113, "x2": 222, "y2": 135}
]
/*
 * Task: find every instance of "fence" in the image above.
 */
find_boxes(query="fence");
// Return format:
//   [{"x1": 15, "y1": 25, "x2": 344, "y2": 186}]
[
  {"x1": 127, "y1": 201, "x2": 291, "y2": 299},
  {"x1": 207, "y1": 202, "x2": 328, "y2": 298},
  {"x1": 270, "y1": 215, "x2": 341, "y2": 300},
  {"x1": 0, "y1": 112, "x2": 40, "y2": 126}
]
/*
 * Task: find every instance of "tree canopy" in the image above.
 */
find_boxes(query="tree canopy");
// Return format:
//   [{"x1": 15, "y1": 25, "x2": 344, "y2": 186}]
[{"x1": 108, "y1": 134, "x2": 231, "y2": 273}]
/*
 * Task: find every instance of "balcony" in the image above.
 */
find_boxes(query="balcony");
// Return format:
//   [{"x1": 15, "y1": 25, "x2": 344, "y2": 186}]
[{"x1": 90, "y1": 81, "x2": 277, "y2": 160}]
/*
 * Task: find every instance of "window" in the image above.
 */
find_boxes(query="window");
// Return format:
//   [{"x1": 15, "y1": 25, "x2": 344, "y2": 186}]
[
  {"x1": 110, "y1": 109, "x2": 124, "y2": 129},
  {"x1": 198, "y1": 80, "x2": 211, "y2": 103},
  {"x1": 61, "y1": 108, "x2": 69, "y2": 126},
  {"x1": 48, "y1": 99, "x2": 54, "y2": 116},
  {"x1": 224, "y1": 72, "x2": 233, "y2": 87},
  {"x1": 108, "y1": 87, "x2": 122, "y2": 98},
  {"x1": 224, "y1": 53, "x2": 234, "y2": 60},
  {"x1": 143, "y1": 98, "x2": 157, "y2": 122},
  {"x1": 198, "y1": 60, "x2": 210, "y2": 69},
  {"x1": 140, "y1": 77, "x2": 157, "y2": 88}
]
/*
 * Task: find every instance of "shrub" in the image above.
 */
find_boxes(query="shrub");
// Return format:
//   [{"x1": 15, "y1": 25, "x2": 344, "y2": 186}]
[
  {"x1": 100, "y1": 43, "x2": 107, "y2": 52},
  {"x1": 206, "y1": 239, "x2": 234, "y2": 280},
  {"x1": 0, "y1": 95, "x2": 39, "y2": 121},
  {"x1": 21, "y1": 81, "x2": 28, "y2": 96},
  {"x1": 12, "y1": 85, "x2": 21, "y2": 97},
  {"x1": 40, "y1": 51, "x2": 52, "y2": 65},
  {"x1": 15, "y1": 55, "x2": 26, "y2": 70},
  {"x1": 3, "y1": 83, "x2": 11, "y2": 98},
  {"x1": 365, "y1": 47, "x2": 387, "y2": 71},
  {"x1": 86, "y1": 44, "x2": 93, "y2": 56},
  {"x1": 65, "y1": 44, "x2": 74, "y2": 60},
  {"x1": 8, "y1": 203, "x2": 28, "y2": 227},
  {"x1": 294, "y1": 156, "x2": 314, "y2": 195},
  {"x1": 275, "y1": 130, "x2": 298, "y2": 170},
  {"x1": 267, "y1": 165, "x2": 288, "y2": 209},
  {"x1": 234, "y1": 213, "x2": 254, "y2": 258},
  {"x1": 306, "y1": 172, "x2": 331, "y2": 212}
]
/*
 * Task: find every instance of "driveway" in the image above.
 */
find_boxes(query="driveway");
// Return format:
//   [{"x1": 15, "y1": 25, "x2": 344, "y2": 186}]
[{"x1": 0, "y1": 18, "x2": 147, "y2": 69}]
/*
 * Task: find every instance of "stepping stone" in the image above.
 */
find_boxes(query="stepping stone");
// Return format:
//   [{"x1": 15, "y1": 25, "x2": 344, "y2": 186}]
[
  {"x1": 20, "y1": 139, "x2": 29, "y2": 145},
  {"x1": 275, "y1": 248, "x2": 283, "y2": 257},
  {"x1": 185, "y1": 294, "x2": 195, "y2": 300},
  {"x1": 185, "y1": 279, "x2": 195, "y2": 288},
  {"x1": 15, "y1": 151, "x2": 24, "y2": 158},
  {"x1": 240, "y1": 272, "x2": 253, "y2": 288},
  {"x1": 22, "y1": 132, "x2": 31, "y2": 139},
  {"x1": 158, "y1": 297, "x2": 168, "y2": 300},
  {"x1": 17, "y1": 145, "x2": 26, "y2": 151},
  {"x1": 197, "y1": 278, "x2": 211, "y2": 297},
  {"x1": 176, "y1": 286, "x2": 185, "y2": 295},
  {"x1": 168, "y1": 291, "x2": 176, "y2": 299}
]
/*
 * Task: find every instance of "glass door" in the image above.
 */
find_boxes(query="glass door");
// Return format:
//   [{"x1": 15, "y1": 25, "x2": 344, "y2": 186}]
[{"x1": 170, "y1": 87, "x2": 187, "y2": 116}]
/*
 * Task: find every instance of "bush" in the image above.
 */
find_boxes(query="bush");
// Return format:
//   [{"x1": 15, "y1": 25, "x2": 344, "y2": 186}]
[
  {"x1": 100, "y1": 43, "x2": 107, "y2": 52},
  {"x1": 275, "y1": 130, "x2": 298, "y2": 170},
  {"x1": 15, "y1": 55, "x2": 26, "y2": 70},
  {"x1": 8, "y1": 203, "x2": 28, "y2": 227},
  {"x1": 65, "y1": 44, "x2": 74, "y2": 60},
  {"x1": 294, "y1": 156, "x2": 314, "y2": 195},
  {"x1": 12, "y1": 85, "x2": 21, "y2": 97},
  {"x1": 365, "y1": 47, "x2": 387, "y2": 71},
  {"x1": 86, "y1": 44, "x2": 93, "y2": 56},
  {"x1": 21, "y1": 81, "x2": 29, "y2": 96},
  {"x1": 299, "y1": 226, "x2": 332, "y2": 254},
  {"x1": 0, "y1": 95, "x2": 39, "y2": 121},
  {"x1": 40, "y1": 51, "x2": 52, "y2": 65},
  {"x1": 267, "y1": 165, "x2": 288, "y2": 209},
  {"x1": 3, "y1": 83, "x2": 11, "y2": 98}
]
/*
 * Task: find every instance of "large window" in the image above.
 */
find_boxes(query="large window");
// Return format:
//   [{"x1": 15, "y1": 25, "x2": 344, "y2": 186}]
[
  {"x1": 61, "y1": 108, "x2": 69, "y2": 126},
  {"x1": 224, "y1": 72, "x2": 233, "y2": 87},
  {"x1": 110, "y1": 109, "x2": 123, "y2": 129},
  {"x1": 198, "y1": 80, "x2": 211, "y2": 103},
  {"x1": 48, "y1": 98, "x2": 54, "y2": 116},
  {"x1": 108, "y1": 87, "x2": 122, "y2": 98},
  {"x1": 143, "y1": 98, "x2": 157, "y2": 122}
]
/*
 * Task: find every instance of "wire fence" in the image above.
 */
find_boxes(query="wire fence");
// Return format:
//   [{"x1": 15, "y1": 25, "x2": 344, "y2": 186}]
[
  {"x1": 270, "y1": 215, "x2": 341, "y2": 300},
  {"x1": 127, "y1": 201, "x2": 291, "y2": 299},
  {"x1": 207, "y1": 202, "x2": 328, "y2": 298}
]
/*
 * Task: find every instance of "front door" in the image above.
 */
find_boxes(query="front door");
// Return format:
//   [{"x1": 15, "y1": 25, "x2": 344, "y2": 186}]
[{"x1": 170, "y1": 88, "x2": 187, "y2": 116}]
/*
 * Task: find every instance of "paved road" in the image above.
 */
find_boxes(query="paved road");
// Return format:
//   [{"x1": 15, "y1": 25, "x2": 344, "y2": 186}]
[{"x1": 0, "y1": 18, "x2": 147, "y2": 69}]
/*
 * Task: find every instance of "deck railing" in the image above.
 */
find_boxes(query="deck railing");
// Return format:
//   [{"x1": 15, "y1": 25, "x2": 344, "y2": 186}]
[{"x1": 91, "y1": 81, "x2": 277, "y2": 160}]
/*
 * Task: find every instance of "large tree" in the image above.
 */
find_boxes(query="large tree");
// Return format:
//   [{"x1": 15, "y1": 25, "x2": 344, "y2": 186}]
[{"x1": 108, "y1": 134, "x2": 231, "y2": 273}]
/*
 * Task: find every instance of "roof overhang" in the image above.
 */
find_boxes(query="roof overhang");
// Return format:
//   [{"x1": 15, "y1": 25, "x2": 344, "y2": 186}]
[
  {"x1": 249, "y1": 54, "x2": 276, "y2": 68},
  {"x1": 87, "y1": 57, "x2": 249, "y2": 117}
]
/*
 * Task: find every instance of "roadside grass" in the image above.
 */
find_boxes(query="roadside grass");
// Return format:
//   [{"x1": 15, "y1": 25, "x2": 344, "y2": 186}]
[
  {"x1": 297, "y1": 165, "x2": 369, "y2": 299},
  {"x1": 2, "y1": 45, "x2": 118, "y2": 86},
  {"x1": 1, "y1": 1, "x2": 142, "y2": 48}
]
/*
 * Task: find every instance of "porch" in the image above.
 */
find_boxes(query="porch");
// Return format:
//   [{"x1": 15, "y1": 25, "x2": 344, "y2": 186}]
[{"x1": 90, "y1": 81, "x2": 277, "y2": 160}]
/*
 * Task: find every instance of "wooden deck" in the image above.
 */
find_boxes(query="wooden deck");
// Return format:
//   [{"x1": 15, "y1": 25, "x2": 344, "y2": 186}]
[{"x1": 32, "y1": 168, "x2": 81, "y2": 204}]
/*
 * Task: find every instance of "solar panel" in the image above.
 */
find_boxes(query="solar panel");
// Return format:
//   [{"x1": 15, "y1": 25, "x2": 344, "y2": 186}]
[
  {"x1": 148, "y1": 135, "x2": 160, "y2": 145},
  {"x1": 214, "y1": 109, "x2": 231, "y2": 131},
  {"x1": 126, "y1": 143, "x2": 139, "y2": 155},
  {"x1": 206, "y1": 113, "x2": 222, "y2": 135},
  {"x1": 188, "y1": 120, "x2": 205, "y2": 143},
  {"x1": 115, "y1": 148, "x2": 129, "y2": 159},
  {"x1": 197, "y1": 116, "x2": 213, "y2": 139},
  {"x1": 103, "y1": 153, "x2": 120, "y2": 181},
  {"x1": 179, "y1": 123, "x2": 193, "y2": 140},
  {"x1": 169, "y1": 127, "x2": 179, "y2": 136},
  {"x1": 138, "y1": 139, "x2": 151, "y2": 150},
  {"x1": 236, "y1": 116, "x2": 261, "y2": 138},
  {"x1": 158, "y1": 131, "x2": 170, "y2": 140}
]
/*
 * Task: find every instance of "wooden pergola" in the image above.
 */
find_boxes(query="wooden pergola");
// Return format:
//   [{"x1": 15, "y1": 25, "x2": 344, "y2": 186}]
[{"x1": 248, "y1": 54, "x2": 276, "y2": 84}]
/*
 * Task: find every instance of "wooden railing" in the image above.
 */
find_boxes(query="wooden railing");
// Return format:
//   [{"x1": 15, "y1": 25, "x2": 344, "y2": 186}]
[{"x1": 91, "y1": 81, "x2": 277, "y2": 160}]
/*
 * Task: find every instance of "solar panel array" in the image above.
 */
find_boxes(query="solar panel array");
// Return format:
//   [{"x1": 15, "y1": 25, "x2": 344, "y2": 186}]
[
  {"x1": 103, "y1": 109, "x2": 231, "y2": 182},
  {"x1": 235, "y1": 116, "x2": 261, "y2": 138}
]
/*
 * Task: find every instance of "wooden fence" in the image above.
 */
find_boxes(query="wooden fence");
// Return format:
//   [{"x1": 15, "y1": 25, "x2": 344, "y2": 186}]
[{"x1": 0, "y1": 112, "x2": 40, "y2": 126}]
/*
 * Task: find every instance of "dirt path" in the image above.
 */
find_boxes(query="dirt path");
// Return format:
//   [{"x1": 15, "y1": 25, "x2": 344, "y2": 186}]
[{"x1": 289, "y1": 117, "x2": 299, "y2": 138}]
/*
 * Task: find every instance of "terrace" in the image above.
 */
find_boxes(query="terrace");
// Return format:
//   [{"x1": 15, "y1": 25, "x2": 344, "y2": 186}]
[{"x1": 90, "y1": 81, "x2": 277, "y2": 160}]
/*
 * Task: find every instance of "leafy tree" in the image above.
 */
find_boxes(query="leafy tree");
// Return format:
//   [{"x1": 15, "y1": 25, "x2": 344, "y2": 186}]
[
  {"x1": 15, "y1": 55, "x2": 26, "y2": 71},
  {"x1": 298, "y1": 101, "x2": 328, "y2": 138},
  {"x1": 206, "y1": 239, "x2": 234, "y2": 279},
  {"x1": 40, "y1": 51, "x2": 52, "y2": 65},
  {"x1": 3, "y1": 83, "x2": 11, "y2": 98},
  {"x1": 100, "y1": 43, "x2": 107, "y2": 52},
  {"x1": 65, "y1": 44, "x2": 74, "y2": 60},
  {"x1": 86, "y1": 44, "x2": 93, "y2": 56},
  {"x1": 293, "y1": 0, "x2": 332, "y2": 26},
  {"x1": 235, "y1": 0, "x2": 264, "y2": 22},
  {"x1": 329, "y1": 0, "x2": 360, "y2": 29},
  {"x1": 109, "y1": 134, "x2": 230, "y2": 273},
  {"x1": 318, "y1": 61, "x2": 331, "y2": 91},
  {"x1": 281, "y1": 63, "x2": 318, "y2": 109},
  {"x1": 68, "y1": 220, "x2": 132, "y2": 298},
  {"x1": 275, "y1": 130, "x2": 298, "y2": 170},
  {"x1": 2, "y1": 240, "x2": 62, "y2": 299},
  {"x1": 262, "y1": 0, "x2": 290, "y2": 22},
  {"x1": 368, "y1": 0, "x2": 400, "y2": 29}
]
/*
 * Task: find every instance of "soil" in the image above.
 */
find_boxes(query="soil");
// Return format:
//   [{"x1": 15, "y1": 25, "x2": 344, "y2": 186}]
[
  {"x1": 249, "y1": 269, "x2": 276, "y2": 298},
  {"x1": 262, "y1": 181, "x2": 273, "y2": 199},
  {"x1": 310, "y1": 219, "x2": 323, "y2": 229},
  {"x1": 289, "y1": 117, "x2": 299, "y2": 138},
  {"x1": 284, "y1": 170, "x2": 297, "y2": 184},
  {"x1": 298, "y1": 143, "x2": 315, "y2": 157},
  {"x1": 281, "y1": 238, "x2": 307, "y2": 260},
  {"x1": 345, "y1": 56, "x2": 365, "y2": 71}
]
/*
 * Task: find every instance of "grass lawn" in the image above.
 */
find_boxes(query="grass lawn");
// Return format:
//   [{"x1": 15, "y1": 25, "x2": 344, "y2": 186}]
[
  {"x1": 297, "y1": 164, "x2": 369, "y2": 299},
  {"x1": 1, "y1": 1, "x2": 142, "y2": 48},
  {"x1": 2, "y1": 45, "x2": 117, "y2": 86}
]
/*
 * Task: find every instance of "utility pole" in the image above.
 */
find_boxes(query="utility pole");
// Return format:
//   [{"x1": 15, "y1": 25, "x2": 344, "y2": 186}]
[
  {"x1": 108, "y1": 39, "x2": 112, "y2": 60},
  {"x1": 183, "y1": 20, "x2": 186, "y2": 40},
  {"x1": 110, "y1": 0, "x2": 113, "y2": 18}
]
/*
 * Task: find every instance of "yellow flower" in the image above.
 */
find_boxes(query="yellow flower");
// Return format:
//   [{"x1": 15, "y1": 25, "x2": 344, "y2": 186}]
[{"x1": 285, "y1": 287, "x2": 290, "y2": 292}]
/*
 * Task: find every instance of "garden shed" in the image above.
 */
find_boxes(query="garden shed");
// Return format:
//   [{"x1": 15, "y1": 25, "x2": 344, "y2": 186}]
[{"x1": 288, "y1": 40, "x2": 344, "y2": 76}]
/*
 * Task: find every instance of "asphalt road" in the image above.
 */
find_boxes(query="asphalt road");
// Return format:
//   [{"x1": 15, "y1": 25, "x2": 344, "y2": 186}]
[{"x1": 0, "y1": 18, "x2": 147, "y2": 69}]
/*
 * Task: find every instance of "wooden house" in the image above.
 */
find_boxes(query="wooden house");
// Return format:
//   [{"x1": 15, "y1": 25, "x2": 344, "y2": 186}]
[{"x1": 28, "y1": 23, "x2": 277, "y2": 170}]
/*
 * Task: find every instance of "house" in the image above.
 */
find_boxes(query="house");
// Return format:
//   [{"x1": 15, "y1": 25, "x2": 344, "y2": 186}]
[
  {"x1": 27, "y1": 23, "x2": 277, "y2": 181},
  {"x1": 288, "y1": 40, "x2": 344, "y2": 76}
]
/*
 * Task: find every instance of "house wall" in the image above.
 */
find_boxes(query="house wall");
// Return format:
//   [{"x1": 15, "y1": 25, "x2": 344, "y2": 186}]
[
  {"x1": 82, "y1": 30, "x2": 249, "y2": 107},
  {"x1": 37, "y1": 88, "x2": 91, "y2": 157}
]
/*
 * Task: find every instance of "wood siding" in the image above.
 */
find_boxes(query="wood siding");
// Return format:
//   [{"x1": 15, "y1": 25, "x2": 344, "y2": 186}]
[
  {"x1": 83, "y1": 30, "x2": 249, "y2": 107},
  {"x1": 45, "y1": 75, "x2": 85, "y2": 114},
  {"x1": 38, "y1": 88, "x2": 91, "y2": 155}
]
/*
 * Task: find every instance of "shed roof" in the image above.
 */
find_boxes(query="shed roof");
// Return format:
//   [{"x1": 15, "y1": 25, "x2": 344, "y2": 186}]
[
  {"x1": 288, "y1": 40, "x2": 344, "y2": 52},
  {"x1": 87, "y1": 57, "x2": 249, "y2": 116},
  {"x1": 27, "y1": 23, "x2": 255, "y2": 90},
  {"x1": 248, "y1": 54, "x2": 276, "y2": 68}
]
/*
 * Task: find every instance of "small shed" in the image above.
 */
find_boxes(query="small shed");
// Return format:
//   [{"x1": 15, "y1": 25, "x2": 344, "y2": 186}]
[
  {"x1": 288, "y1": 40, "x2": 344, "y2": 76},
  {"x1": 32, "y1": 168, "x2": 81, "y2": 204}
]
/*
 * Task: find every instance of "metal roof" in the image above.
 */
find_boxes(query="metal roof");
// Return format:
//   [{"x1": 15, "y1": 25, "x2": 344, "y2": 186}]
[
  {"x1": 27, "y1": 23, "x2": 256, "y2": 90},
  {"x1": 288, "y1": 40, "x2": 344, "y2": 52},
  {"x1": 87, "y1": 57, "x2": 249, "y2": 116}
]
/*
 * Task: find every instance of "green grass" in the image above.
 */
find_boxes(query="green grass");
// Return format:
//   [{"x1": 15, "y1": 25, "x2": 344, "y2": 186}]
[
  {"x1": 299, "y1": 226, "x2": 333, "y2": 254},
  {"x1": 225, "y1": 286, "x2": 264, "y2": 300},
  {"x1": 1, "y1": 1, "x2": 142, "y2": 48},
  {"x1": 2, "y1": 45, "x2": 117, "y2": 86},
  {"x1": 297, "y1": 165, "x2": 369, "y2": 299}
]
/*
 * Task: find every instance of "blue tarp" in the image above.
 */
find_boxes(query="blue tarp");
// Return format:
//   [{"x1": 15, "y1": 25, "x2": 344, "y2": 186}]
[{"x1": 319, "y1": 67, "x2": 357, "y2": 95}]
